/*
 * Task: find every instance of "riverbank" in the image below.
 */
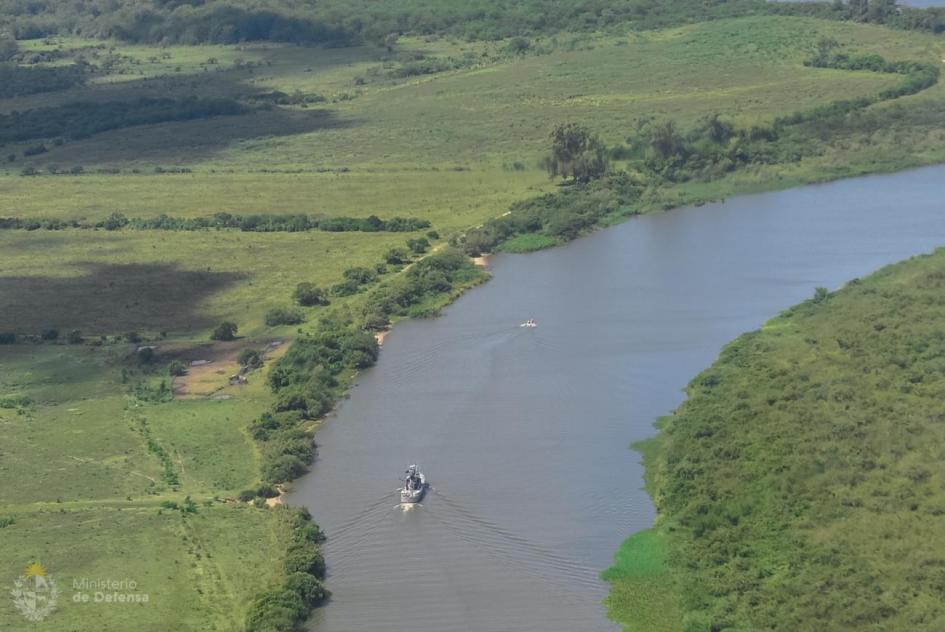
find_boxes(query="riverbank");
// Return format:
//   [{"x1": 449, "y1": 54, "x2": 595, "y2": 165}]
[{"x1": 607, "y1": 248, "x2": 945, "y2": 630}]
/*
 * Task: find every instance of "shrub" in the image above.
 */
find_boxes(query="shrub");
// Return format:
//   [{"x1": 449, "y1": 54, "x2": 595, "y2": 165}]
[
  {"x1": 407, "y1": 237, "x2": 430, "y2": 254},
  {"x1": 40, "y1": 328, "x2": 59, "y2": 341},
  {"x1": 262, "y1": 454, "x2": 308, "y2": 484},
  {"x1": 285, "y1": 573, "x2": 328, "y2": 607},
  {"x1": 211, "y1": 321, "x2": 238, "y2": 341},
  {"x1": 329, "y1": 279, "x2": 361, "y2": 297},
  {"x1": 66, "y1": 329, "x2": 83, "y2": 344},
  {"x1": 137, "y1": 347, "x2": 156, "y2": 364},
  {"x1": 342, "y1": 266, "x2": 378, "y2": 285},
  {"x1": 167, "y1": 360, "x2": 187, "y2": 376},
  {"x1": 239, "y1": 349, "x2": 263, "y2": 368},
  {"x1": 265, "y1": 308, "x2": 304, "y2": 327},
  {"x1": 293, "y1": 282, "x2": 327, "y2": 306},
  {"x1": 0, "y1": 333, "x2": 15, "y2": 344},
  {"x1": 385, "y1": 247, "x2": 410, "y2": 265}
]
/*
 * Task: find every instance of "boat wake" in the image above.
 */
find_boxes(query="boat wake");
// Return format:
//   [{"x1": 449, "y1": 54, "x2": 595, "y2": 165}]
[{"x1": 427, "y1": 489, "x2": 602, "y2": 590}]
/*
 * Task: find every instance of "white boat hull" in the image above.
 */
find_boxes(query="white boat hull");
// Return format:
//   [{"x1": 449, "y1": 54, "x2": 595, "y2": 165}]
[{"x1": 400, "y1": 473, "x2": 426, "y2": 504}]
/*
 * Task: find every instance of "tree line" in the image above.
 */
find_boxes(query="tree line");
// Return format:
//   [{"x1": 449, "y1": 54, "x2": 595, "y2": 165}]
[
  {"x1": 3, "y1": 0, "x2": 945, "y2": 48},
  {"x1": 0, "y1": 212, "x2": 432, "y2": 233}
]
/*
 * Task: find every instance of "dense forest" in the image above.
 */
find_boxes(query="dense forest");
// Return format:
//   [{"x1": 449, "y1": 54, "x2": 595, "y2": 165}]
[
  {"x1": 0, "y1": 0, "x2": 942, "y2": 45},
  {"x1": 636, "y1": 249, "x2": 945, "y2": 629}
]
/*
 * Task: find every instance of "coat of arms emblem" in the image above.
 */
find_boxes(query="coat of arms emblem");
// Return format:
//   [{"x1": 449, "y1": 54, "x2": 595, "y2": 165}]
[{"x1": 11, "y1": 563, "x2": 59, "y2": 622}]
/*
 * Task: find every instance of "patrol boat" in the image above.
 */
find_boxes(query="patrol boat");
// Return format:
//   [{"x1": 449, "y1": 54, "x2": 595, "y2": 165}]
[{"x1": 400, "y1": 465, "x2": 426, "y2": 504}]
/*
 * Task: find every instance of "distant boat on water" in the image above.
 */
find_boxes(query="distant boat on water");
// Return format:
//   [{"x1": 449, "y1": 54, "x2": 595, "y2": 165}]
[{"x1": 520, "y1": 319, "x2": 537, "y2": 328}]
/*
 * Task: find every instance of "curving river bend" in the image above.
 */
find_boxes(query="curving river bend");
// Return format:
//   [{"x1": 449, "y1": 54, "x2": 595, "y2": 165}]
[{"x1": 289, "y1": 165, "x2": 945, "y2": 632}]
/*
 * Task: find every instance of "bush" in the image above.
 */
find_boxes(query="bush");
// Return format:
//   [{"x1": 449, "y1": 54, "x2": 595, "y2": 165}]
[
  {"x1": 262, "y1": 454, "x2": 308, "y2": 484},
  {"x1": 385, "y1": 247, "x2": 410, "y2": 265},
  {"x1": 211, "y1": 321, "x2": 238, "y2": 341},
  {"x1": 406, "y1": 237, "x2": 430, "y2": 254},
  {"x1": 265, "y1": 308, "x2": 304, "y2": 327},
  {"x1": 167, "y1": 360, "x2": 187, "y2": 376},
  {"x1": 40, "y1": 328, "x2": 59, "y2": 341},
  {"x1": 284, "y1": 542, "x2": 326, "y2": 577},
  {"x1": 66, "y1": 329, "x2": 83, "y2": 344},
  {"x1": 0, "y1": 333, "x2": 15, "y2": 344},
  {"x1": 285, "y1": 573, "x2": 328, "y2": 607},
  {"x1": 293, "y1": 282, "x2": 327, "y2": 307},
  {"x1": 239, "y1": 349, "x2": 263, "y2": 369},
  {"x1": 329, "y1": 279, "x2": 361, "y2": 297},
  {"x1": 342, "y1": 266, "x2": 378, "y2": 285},
  {"x1": 137, "y1": 347, "x2": 156, "y2": 364}
]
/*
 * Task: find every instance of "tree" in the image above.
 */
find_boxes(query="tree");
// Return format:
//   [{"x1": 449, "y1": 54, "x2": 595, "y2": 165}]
[
  {"x1": 293, "y1": 282, "x2": 327, "y2": 307},
  {"x1": 648, "y1": 120, "x2": 687, "y2": 162},
  {"x1": 211, "y1": 321, "x2": 238, "y2": 341},
  {"x1": 238, "y1": 349, "x2": 262, "y2": 369},
  {"x1": 543, "y1": 123, "x2": 609, "y2": 183},
  {"x1": 66, "y1": 329, "x2": 83, "y2": 344}
]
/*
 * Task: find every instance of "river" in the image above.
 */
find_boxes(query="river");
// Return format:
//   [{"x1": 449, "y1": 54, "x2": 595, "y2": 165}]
[{"x1": 288, "y1": 164, "x2": 945, "y2": 632}]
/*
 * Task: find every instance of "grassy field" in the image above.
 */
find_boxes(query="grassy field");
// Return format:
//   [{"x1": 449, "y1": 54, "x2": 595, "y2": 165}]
[
  {"x1": 608, "y1": 249, "x2": 945, "y2": 630},
  {"x1": 2, "y1": 11, "x2": 945, "y2": 631}
]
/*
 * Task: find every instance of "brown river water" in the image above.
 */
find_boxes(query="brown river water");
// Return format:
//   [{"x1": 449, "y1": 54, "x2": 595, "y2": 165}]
[{"x1": 289, "y1": 165, "x2": 945, "y2": 632}]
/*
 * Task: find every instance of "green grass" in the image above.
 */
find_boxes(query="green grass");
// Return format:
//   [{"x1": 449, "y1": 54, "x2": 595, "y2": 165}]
[
  {"x1": 611, "y1": 249, "x2": 945, "y2": 630},
  {"x1": 499, "y1": 233, "x2": 560, "y2": 252},
  {"x1": 603, "y1": 530, "x2": 683, "y2": 632},
  {"x1": 0, "y1": 229, "x2": 417, "y2": 337},
  {"x1": 0, "y1": 504, "x2": 282, "y2": 631}
]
